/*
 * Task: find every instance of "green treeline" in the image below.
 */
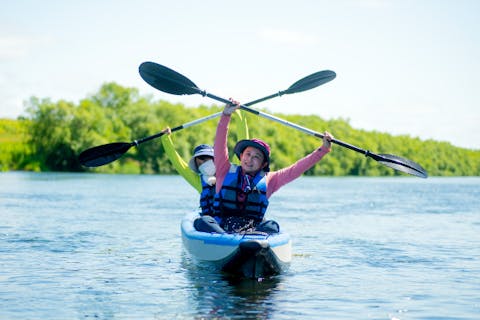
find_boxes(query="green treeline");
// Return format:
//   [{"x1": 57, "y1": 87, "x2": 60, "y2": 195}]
[{"x1": 1, "y1": 82, "x2": 479, "y2": 176}]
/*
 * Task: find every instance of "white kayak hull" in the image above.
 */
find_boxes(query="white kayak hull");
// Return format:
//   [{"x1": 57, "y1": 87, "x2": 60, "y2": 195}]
[{"x1": 181, "y1": 212, "x2": 292, "y2": 278}]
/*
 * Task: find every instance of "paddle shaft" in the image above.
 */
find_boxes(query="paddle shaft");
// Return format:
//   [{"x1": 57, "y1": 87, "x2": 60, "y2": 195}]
[
  {"x1": 243, "y1": 106, "x2": 423, "y2": 173},
  {"x1": 198, "y1": 89, "x2": 345, "y2": 145},
  {"x1": 196, "y1": 89, "x2": 424, "y2": 171},
  {"x1": 242, "y1": 91, "x2": 286, "y2": 107},
  {"x1": 130, "y1": 89, "x2": 292, "y2": 146},
  {"x1": 134, "y1": 111, "x2": 222, "y2": 146},
  {"x1": 120, "y1": 79, "x2": 315, "y2": 147}
]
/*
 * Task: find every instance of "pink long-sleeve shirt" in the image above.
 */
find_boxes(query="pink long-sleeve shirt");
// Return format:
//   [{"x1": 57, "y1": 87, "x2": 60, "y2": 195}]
[{"x1": 214, "y1": 113, "x2": 330, "y2": 198}]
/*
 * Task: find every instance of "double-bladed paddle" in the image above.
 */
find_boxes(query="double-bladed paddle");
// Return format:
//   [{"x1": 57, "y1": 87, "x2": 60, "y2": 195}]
[
  {"x1": 78, "y1": 64, "x2": 336, "y2": 167},
  {"x1": 138, "y1": 62, "x2": 427, "y2": 178}
]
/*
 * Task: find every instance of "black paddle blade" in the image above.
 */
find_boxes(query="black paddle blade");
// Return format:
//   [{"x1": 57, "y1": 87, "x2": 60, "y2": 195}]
[
  {"x1": 285, "y1": 70, "x2": 336, "y2": 94},
  {"x1": 79, "y1": 142, "x2": 133, "y2": 167},
  {"x1": 139, "y1": 61, "x2": 199, "y2": 95},
  {"x1": 376, "y1": 154, "x2": 428, "y2": 178}
]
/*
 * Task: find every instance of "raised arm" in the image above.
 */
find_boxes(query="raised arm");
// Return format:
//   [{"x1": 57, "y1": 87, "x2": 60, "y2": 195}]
[
  {"x1": 161, "y1": 132, "x2": 202, "y2": 193},
  {"x1": 266, "y1": 132, "x2": 333, "y2": 197},
  {"x1": 213, "y1": 114, "x2": 233, "y2": 193},
  {"x1": 214, "y1": 101, "x2": 240, "y2": 193}
]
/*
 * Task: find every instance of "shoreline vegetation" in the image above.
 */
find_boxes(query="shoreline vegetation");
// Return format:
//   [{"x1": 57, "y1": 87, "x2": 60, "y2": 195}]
[{"x1": 1, "y1": 82, "x2": 479, "y2": 176}]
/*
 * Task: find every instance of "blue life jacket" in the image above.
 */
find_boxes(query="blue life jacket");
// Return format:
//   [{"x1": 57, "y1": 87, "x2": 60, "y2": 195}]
[
  {"x1": 200, "y1": 178, "x2": 216, "y2": 216},
  {"x1": 213, "y1": 164, "x2": 268, "y2": 223}
]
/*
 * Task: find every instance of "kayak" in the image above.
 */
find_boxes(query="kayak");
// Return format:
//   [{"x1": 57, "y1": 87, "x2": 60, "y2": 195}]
[{"x1": 181, "y1": 211, "x2": 292, "y2": 279}]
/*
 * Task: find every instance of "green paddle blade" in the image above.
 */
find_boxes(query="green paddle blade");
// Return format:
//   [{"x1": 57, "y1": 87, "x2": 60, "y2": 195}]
[
  {"x1": 139, "y1": 61, "x2": 199, "y2": 95},
  {"x1": 285, "y1": 70, "x2": 336, "y2": 94},
  {"x1": 376, "y1": 154, "x2": 428, "y2": 178},
  {"x1": 79, "y1": 142, "x2": 133, "y2": 167}
]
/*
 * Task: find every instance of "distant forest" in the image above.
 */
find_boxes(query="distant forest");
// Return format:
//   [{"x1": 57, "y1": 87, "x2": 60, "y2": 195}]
[{"x1": 1, "y1": 82, "x2": 479, "y2": 176}]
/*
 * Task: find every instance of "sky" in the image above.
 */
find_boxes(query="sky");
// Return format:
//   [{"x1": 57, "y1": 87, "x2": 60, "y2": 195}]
[{"x1": 1, "y1": 0, "x2": 479, "y2": 149}]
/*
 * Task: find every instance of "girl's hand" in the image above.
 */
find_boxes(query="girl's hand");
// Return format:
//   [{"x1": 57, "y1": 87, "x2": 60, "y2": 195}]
[
  {"x1": 223, "y1": 98, "x2": 240, "y2": 116},
  {"x1": 322, "y1": 131, "x2": 333, "y2": 149}
]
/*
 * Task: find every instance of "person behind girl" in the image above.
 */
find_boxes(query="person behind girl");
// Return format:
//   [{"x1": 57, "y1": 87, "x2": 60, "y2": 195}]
[{"x1": 160, "y1": 110, "x2": 249, "y2": 231}]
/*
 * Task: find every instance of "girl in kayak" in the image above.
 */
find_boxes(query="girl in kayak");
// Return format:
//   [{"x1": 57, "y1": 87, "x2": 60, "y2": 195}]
[{"x1": 195, "y1": 99, "x2": 333, "y2": 234}]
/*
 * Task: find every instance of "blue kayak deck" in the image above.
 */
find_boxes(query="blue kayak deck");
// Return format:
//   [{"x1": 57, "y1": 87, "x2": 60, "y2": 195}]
[{"x1": 181, "y1": 211, "x2": 291, "y2": 247}]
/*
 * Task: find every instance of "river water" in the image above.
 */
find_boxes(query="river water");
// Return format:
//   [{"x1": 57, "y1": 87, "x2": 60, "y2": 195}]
[{"x1": 0, "y1": 172, "x2": 479, "y2": 319}]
